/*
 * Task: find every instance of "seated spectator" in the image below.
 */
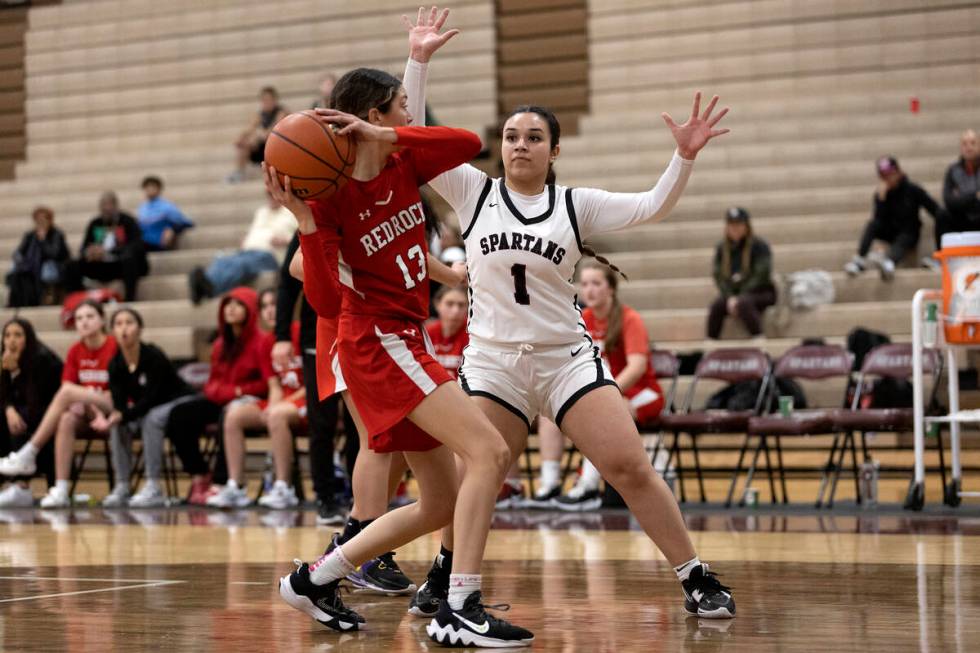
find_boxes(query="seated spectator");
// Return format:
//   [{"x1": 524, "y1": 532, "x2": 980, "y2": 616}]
[
  {"x1": 102, "y1": 307, "x2": 196, "y2": 508},
  {"x1": 936, "y1": 130, "x2": 980, "y2": 249},
  {"x1": 426, "y1": 285, "x2": 468, "y2": 375},
  {"x1": 208, "y1": 288, "x2": 304, "y2": 509},
  {"x1": 0, "y1": 318, "x2": 62, "y2": 507},
  {"x1": 708, "y1": 207, "x2": 775, "y2": 339},
  {"x1": 164, "y1": 287, "x2": 271, "y2": 505},
  {"x1": 137, "y1": 176, "x2": 194, "y2": 252},
  {"x1": 544, "y1": 262, "x2": 666, "y2": 510},
  {"x1": 228, "y1": 86, "x2": 288, "y2": 183},
  {"x1": 187, "y1": 192, "x2": 296, "y2": 304},
  {"x1": 312, "y1": 73, "x2": 337, "y2": 109},
  {"x1": 66, "y1": 192, "x2": 148, "y2": 302},
  {"x1": 0, "y1": 300, "x2": 117, "y2": 508},
  {"x1": 6, "y1": 206, "x2": 70, "y2": 308},
  {"x1": 844, "y1": 156, "x2": 943, "y2": 280}
]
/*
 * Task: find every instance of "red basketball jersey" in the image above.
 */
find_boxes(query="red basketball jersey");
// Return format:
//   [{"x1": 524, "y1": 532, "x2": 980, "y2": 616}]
[
  {"x1": 63, "y1": 336, "x2": 118, "y2": 391},
  {"x1": 304, "y1": 126, "x2": 482, "y2": 324},
  {"x1": 425, "y1": 320, "x2": 468, "y2": 379}
]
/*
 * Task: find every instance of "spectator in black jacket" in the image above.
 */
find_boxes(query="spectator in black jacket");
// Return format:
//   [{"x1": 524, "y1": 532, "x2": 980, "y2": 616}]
[
  {"x1": 0, "y1": 318, "x2": 61, "y2": 507},
  {"x1": 66, "y1": 191, "x2": 149, "y2": 301},
  {"x1": 274, "y1": 232, "x2": 355, "y2": 525},
  {"x1": 936, "y1": 129, "x2": 980, "y2": 248},
  {"x1": 102, "y1": 307, "x2": 195, "y2": 508},
  {"x1": 708, "y1": 207, "x2": 776, "y2": 339},
  {"x1": 5, "y1": 206, "x2": 70, "y2": 308},
  {"x1": 844, "y1": 156, "x2": 944, "y2": 280}
]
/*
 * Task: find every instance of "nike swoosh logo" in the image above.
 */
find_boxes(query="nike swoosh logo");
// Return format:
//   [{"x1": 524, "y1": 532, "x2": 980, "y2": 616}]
[
  {"x1": 571, "y1": 346, "x2": 584, "y2": 357},
  {"x1": 488, "y1": 202, "x2": 498, "y2": 207},
  {"x1": 453, "y1": 612, "x2": 490, "y2": 634}
]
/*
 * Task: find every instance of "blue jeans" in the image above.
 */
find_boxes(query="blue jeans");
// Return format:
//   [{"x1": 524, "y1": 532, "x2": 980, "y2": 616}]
[{"x1": 205, "y1": 249, "x2": 279, "y2": 295}]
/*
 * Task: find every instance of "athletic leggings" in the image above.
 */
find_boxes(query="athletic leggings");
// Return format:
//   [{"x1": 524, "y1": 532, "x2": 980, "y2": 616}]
[
  {"x1": 707, "y1": 287, "x2": 777, "y2": 339},
  {"x1": 163, "y1": 395, "x2": 223, "y2": 477}
]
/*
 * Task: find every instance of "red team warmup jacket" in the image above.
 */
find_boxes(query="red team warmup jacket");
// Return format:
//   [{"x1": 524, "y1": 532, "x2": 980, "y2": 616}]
[
  {"x1": 299, "y1": 126, "x2": 482, "y2": 452},
  {"x1": 204, "y1": 287, "x2": 273, "y2": 405}
]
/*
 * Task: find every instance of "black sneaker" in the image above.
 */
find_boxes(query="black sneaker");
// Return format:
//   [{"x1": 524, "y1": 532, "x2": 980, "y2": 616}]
[
  {"x1": 188, "y1": 267, "x2": 213, "y2": 305},
  {"x1": 348, "y1": 551, "x2": 416, "y2": 596},
  {"x1": 316, "y1": 500, "x2": 347, "y2": 526},
  {"x1": 553, "y1": 486, "x2": 602, "y2": 512},
  {"x1": 278, "y1": 560, "x2": 364, "y2": 631},
  {"x1": 408, "y1": 554, "x2": 450, "y2": 617},
  {"x1": 427, "y1": 591, "x2": 534, "y2": 648},
  {"x1": 523, "y1": 485, "x2": 561, "y2": 509},
  {"x1": 682, "y1": 564, "x2": 736, "y2": 618}
]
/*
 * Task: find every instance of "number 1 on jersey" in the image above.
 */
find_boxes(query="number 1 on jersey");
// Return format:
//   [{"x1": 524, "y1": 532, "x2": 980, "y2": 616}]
[
  {"x1": 511, "y1": 264, "x2": 530, "y2": 305},
  {"x1": 396, "y1": 245, "x2": 426, "y2": 289}
]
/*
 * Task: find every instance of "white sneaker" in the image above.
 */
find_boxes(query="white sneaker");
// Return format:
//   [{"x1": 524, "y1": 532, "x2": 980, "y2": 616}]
[
  {"x1": 39, "y1": 486, "x2": 71, "y2": 509},
  {"x1": 206, "y1": 482, "x2": 251, "y2": 509},
  {"x1": 0, "y1": 483, "x2": 34, "y2": 508},
  {"x1": 101, "y1": 486, "x2": 130, "y2": 508},
  {"x1": 878, "y1": 257, "x2": 895, "y2": 281},
  {"x1": 0, "y1": 450, "x2": 36, "y2": 477},
  {"x1": 258, "y1": 482, "x2": 299, "y2": 509},
  {"x1": 920, "y1": 256, "x2": 941, "y2": 272},
  {"x1": 843, "y1": 256, "x2": 866, "y2": 277},
  {"x1": 128, "y1": 483, "x2": 167, "y2": 508},
  {"x1": 553, "y1": 481, "x2": 603, "y2": 512}
]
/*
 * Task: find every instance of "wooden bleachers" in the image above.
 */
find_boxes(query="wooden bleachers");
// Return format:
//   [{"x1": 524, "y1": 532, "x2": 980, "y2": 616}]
[{"x1": 0, "y1": 0, "x2": 497, "y2": 360}]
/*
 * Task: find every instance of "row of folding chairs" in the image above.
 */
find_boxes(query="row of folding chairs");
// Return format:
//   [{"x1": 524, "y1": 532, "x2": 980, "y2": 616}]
[{"x1": 650, "y1": 343, "x2": 945, "y2": 507}]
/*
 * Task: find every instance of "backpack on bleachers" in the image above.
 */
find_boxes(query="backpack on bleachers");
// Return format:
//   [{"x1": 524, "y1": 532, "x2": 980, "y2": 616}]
[{"x1": 786, "y1": 269, "x2": 835, "y2": 309}]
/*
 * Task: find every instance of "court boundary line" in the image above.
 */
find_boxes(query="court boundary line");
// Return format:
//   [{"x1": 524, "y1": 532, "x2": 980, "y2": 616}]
[{"x1": 0, "y1": 578, "x2": 185, "y2": 604}]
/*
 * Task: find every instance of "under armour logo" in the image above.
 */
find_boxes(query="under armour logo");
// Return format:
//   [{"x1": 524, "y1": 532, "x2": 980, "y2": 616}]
[
  {"x1": 402, "y1": 329, "x2": 417, "y2": 337},
  {"x1": 359, "y1": 210, "x2": 372, "y2": 221}
]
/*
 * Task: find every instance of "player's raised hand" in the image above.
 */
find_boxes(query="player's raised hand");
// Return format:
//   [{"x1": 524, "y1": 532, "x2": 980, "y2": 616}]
[
  {"x1": 404, "y1": 6, "x2": 460, "y2": 63},
  {"x1": 662, "y1": 92, "x2": 730, "y2": 160}
]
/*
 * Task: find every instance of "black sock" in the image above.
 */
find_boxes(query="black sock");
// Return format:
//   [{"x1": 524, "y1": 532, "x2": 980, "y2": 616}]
[
  {"x1": 339, "y1": 517, "x2": 374, "y2": 544},
  {"x1": 430, "y1": 544, "x2": 453, "y2": 584}
]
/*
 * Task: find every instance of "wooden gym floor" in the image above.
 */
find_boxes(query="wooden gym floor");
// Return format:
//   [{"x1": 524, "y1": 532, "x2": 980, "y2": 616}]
[{"x1": 2, "y1": 506, "x2": 980, "y2": 652}]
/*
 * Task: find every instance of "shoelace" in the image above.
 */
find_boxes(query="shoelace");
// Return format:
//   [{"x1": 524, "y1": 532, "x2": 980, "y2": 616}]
[
  {"x1": 693, "y1": 569, "x2": 732, "y2": 594},
  {"x1": 377, "y1": 551, "x2": 403, "y2": 573},
  {"x1": 464, "y1": 593, "x2": 516, "y2": 627}
]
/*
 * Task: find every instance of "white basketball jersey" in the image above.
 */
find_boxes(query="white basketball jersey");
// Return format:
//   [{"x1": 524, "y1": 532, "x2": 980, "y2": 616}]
[{"x1": 461, "y1": 178, "x2": 588, "y2": 347}]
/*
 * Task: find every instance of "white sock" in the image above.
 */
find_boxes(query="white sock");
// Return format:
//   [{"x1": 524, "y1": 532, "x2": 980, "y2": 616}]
[
  {"x1": 540, "y1": 460, "x2": 560, "y2": 490},
  {"x1": 309, "y1": 545, "x2": 356, "y2": 586},
  {"x1": 274, "y1": 480, "x2": 289, "y2": 491},
  {"x1": 19, "y1": 442, "x2": 38, "y2": 460},
  {"x1": 54, "y1": 479, "x2": 69, "y2": 494},
  {"x1": 145, "y1": 478, "x2": 161, "y2": 491},
  {"x1": 578, "y1": 459, "x2": 601, "y2": 491},
  {"x1": 448, "y1": 573, "x2": 481, "y2": 610},
  {"x1": 113, "y1": 484, "x2": 128, "y2": 495},
  {"x1": 674, "y1": 556, "x2": 702, "y2": 582}
]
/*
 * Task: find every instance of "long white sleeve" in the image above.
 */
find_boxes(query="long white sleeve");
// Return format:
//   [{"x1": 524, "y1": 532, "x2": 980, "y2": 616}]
[
  {"x1": 403, "y1": 57, "x2": 488, "y2": 228},
  {"x1": 574, "y1": 151, "x2": 694, "y2": 240},
  {"x1": 403, "y1": 58, "x2": 428, "y2": 128}
]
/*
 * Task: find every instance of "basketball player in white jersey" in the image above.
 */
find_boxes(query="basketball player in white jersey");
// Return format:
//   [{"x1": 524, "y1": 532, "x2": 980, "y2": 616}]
[{"x1": 401, "y1": 33, "x2": 736, "y2": 634}]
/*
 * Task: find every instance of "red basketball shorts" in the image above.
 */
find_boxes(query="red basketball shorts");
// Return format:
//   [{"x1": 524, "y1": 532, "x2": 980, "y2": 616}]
[{"x1": 337, "y1": 314, "x2": 449, "y2": 453}]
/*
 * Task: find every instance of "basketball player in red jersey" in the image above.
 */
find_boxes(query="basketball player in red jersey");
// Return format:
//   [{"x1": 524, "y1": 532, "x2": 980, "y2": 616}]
[{"x1": 269, "y1": 11, "x2": 533, "y2": 646}]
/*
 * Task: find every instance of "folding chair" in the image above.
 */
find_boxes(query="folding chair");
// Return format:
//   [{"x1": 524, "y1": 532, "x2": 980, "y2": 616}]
[
  {"x1": 68, "y1": 432, "x2": 115, "y2": 497},
  {"x1": 826, "y1": 343, "x2": 944, "y2": 508},
  {"x1": 659, "y1": 348, "x2": 771, "y2": 502},
  {"x1": 646, "y1": 349, "x2": 679, "y2": 472},
  {"x1": 737, "y1": 344, "x2": 853, "y2": 507}
]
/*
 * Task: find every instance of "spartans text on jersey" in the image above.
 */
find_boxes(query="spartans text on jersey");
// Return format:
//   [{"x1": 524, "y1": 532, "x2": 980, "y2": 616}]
[{"x1": 478, "y1": 231, "x2": 566, "y2": 265}]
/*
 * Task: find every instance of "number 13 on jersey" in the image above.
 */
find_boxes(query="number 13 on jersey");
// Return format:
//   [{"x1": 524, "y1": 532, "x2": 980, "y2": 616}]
[{"x1": 396, "y1": 245, "x2": 427, "y2": 289}]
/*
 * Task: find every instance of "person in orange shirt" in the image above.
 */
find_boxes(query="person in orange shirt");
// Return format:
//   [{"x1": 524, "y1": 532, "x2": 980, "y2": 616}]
[{"x1": 537, "y1": 261, "x2": 664, "y2": 511}]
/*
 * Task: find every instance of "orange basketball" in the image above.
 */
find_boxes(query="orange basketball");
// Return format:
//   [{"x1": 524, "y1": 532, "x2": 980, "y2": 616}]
[{"x1": 264, "y1": 110, "x2": 356, "y2": 200}]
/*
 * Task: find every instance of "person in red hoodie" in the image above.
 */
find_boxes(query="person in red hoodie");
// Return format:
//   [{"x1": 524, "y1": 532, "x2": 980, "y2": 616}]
[
  {"x1": 165, "y1": 286, "x2": 272, "y2": 505},
  {"x1": 0, "y1": 299, "x2": 118, "y2": 508}
]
